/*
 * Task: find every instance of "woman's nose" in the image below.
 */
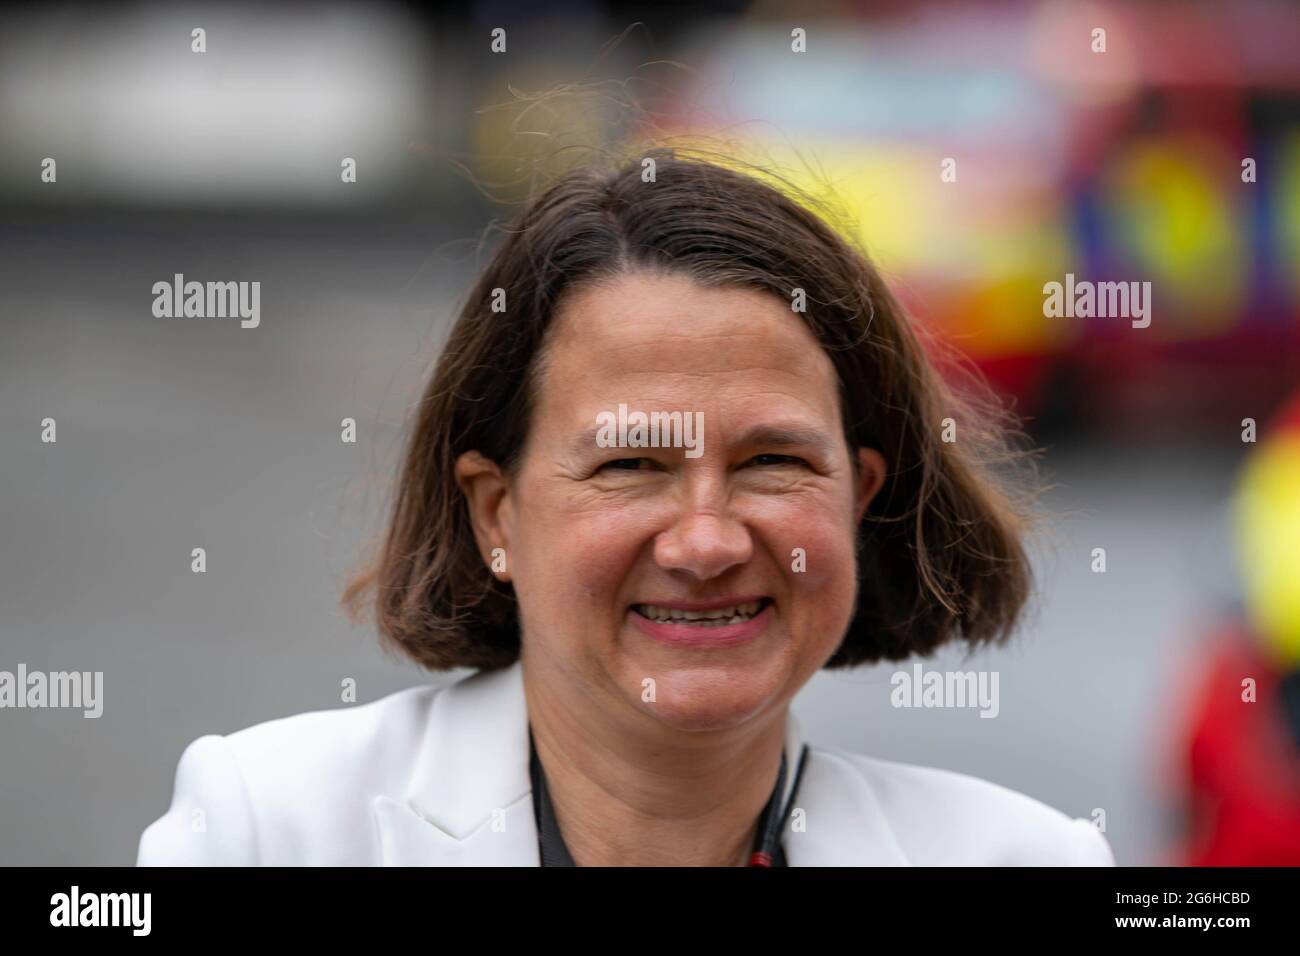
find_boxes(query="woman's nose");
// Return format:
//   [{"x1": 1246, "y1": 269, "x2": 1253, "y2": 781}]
[{"x1": 653, "y1": 509, "x2": 754, "y2": 581}]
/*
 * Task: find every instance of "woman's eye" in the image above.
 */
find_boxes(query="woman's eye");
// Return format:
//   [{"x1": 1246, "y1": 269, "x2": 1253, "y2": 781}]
[
  {"x1": 593, "y1": 455, "x2": 807, "y2": 474},
  {"x1": 597, "y1": 458, "x2": 650, "y2": 472},
  {"x1": 748, "y1": 454, "x2": 806, "y2": 467}
]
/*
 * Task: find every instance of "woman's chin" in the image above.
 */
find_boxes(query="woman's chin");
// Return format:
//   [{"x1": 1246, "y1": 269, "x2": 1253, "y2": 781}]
[{"x1": 623, "y1": 666, "x2": 785, "y2": 733}]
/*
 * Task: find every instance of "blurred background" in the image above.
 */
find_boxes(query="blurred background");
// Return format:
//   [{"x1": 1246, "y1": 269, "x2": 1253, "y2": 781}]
[{"x1": 2, "y1": 0, "x2": 1298, "y2": 866}]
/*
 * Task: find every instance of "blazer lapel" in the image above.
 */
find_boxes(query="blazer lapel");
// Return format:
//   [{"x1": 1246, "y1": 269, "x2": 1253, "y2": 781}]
[
  {"x1": 780, "y1": 738, "x2": 915, "y2": 868},
  {"x1": 372, "y1": 659, "x2": 911, "y2": 866},
  {"x1": 781, "y1": 712, "x2": 912, "y2": 866},
  {"x1": 373, "y1": 661, "x2": 540, "y2": 866}
]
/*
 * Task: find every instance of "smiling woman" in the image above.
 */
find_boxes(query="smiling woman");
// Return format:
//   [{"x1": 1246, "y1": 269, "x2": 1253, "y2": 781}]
[{"x1": 136, "y1": 147, "x2": 1116, "y2": 867}]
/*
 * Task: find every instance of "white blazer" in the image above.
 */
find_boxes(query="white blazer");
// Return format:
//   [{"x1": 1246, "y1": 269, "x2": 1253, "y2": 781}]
[{"x1": 137, "y1": 660, "x2": 1116, "y2": 866}]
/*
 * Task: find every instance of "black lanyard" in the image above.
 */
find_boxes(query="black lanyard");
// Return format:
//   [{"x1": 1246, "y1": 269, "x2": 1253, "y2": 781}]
[{"x1": 528, "y1": 725, "x2": 810, "y2": 867}]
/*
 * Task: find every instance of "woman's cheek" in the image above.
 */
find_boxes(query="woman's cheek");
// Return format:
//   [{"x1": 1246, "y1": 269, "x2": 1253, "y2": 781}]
[
  {"x1": 770, "y1": 509, "x2": 858, "y2": 605},
  {"x1": 519, "y1": 504, "x2": 649, "y2": 615}
]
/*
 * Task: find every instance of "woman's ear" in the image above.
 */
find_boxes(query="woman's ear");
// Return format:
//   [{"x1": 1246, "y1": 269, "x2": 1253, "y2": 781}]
[
  {"x1": 853, "y1": 447, "x2": 888, "y2": 522},
  {"x1": 454, "y1": 451, "x2": 514, "y2": 581}
]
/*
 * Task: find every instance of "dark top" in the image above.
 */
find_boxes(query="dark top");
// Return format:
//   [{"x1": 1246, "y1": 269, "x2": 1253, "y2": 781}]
[{"x1": 527, "y1": 724, "x2": 809, "y2": 867}]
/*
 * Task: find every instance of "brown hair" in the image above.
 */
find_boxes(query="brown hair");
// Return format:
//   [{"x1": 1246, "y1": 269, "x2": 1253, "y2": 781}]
[{"x1": 343, "y1": 146, "x2": 1041, "y2": 672}]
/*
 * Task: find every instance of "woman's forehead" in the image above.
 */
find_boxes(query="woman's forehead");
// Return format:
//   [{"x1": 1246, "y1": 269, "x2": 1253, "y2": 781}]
[
  {"x1": 544, "y1": 271, "x2": 836, "y2": 379},
  {"x1": 526, "y1": 275, "x2": 845, "y2": 452}
]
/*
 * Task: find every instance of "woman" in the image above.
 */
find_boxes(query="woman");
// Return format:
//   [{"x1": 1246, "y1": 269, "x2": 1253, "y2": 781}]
[{"x1": 137, "y1": 150, "x2": 1115, "y2": 866}]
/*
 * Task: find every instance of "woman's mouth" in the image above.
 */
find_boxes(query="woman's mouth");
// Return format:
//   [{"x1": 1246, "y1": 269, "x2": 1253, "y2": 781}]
[
  {"x1": 628, "y1": 598, "x2": 774, "y2": 647},
  {"x1": 632, "y1": 599, "x2": 769, "y2": 626}
]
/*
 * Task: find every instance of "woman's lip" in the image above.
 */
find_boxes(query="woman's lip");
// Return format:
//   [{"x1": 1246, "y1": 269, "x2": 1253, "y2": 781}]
[{"x1": 627, "y1": 601, "x2": 774, "y2": 648}]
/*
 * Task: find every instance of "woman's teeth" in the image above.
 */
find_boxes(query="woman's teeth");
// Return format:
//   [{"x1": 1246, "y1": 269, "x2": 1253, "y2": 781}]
[{"x1": 634, "y1": 601, "x2": 765, "y2": 626}]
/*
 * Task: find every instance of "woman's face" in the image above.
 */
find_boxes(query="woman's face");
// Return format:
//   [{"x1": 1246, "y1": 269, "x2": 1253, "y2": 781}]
[{"x1": 459, "y1": 270, "x2": 886, "y2": 732}]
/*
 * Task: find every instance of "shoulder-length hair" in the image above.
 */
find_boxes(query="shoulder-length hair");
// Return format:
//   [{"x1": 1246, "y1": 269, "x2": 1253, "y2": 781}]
[{"x1": 343, "y1": 147, "x2": 1040, "y2": 672}]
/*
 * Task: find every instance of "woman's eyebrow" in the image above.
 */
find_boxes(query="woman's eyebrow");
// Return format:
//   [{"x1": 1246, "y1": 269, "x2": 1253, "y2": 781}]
[
  {"x1": 735, "y1": 424, "x2": 835, "y2": 456},
  {"x1": 560, "y1": 422, "x2": 834, "y2": 458}
]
